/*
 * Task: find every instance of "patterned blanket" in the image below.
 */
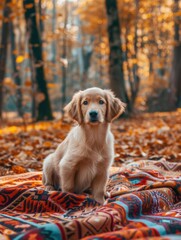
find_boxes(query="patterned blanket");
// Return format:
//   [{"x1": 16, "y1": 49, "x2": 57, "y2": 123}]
[{"x1": 0, "y1": 159, "x2": 181, "y2": 240}]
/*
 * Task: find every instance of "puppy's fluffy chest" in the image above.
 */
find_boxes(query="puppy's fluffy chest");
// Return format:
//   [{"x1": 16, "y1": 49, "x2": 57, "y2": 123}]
[
  {"x1": 74, "y1": 157, "x2": 97, "y2": 193},
  {"x1": 65, "y1": 125, "x2": 112, "y2": 193}
]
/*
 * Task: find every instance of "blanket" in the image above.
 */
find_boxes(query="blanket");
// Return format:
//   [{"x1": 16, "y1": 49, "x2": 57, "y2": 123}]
[{"x1": 0, "y1": 159, "x2": 181, "y2": 240}]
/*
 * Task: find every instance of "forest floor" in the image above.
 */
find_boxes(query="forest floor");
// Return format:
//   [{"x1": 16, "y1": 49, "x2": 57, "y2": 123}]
[{"x1": 0, "y1": 110, "x2": 181, "y2": 176}]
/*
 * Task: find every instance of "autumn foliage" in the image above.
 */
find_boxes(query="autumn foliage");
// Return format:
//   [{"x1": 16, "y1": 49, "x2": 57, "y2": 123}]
[{"x1": 0, "y1": 110, "x2": 180, "y2": 176}]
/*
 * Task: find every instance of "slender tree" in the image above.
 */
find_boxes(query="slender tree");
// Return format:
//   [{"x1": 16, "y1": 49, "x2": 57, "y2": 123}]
[
  {"x1": 52, "y1": 0, "x2": 58, "y2": 83},
  {"x1": 125, "y1": 26, "x2": 133, "y2": 98},
  {"x1": 76, "y1": 17, "x2": 93, "y2": 89},
  {"x1": 38, "y1": 0, "x2": 44, "y2": 34},
  {"x1": 61, "y1": 0, "x2": 68, "y2": 109},
  {"x1": 124, "y1": 3, "x2": 140, "y2": 109},
  {"x1": 0, "y1": 0, "x2": 11, "y2": 120},
  {"x1": 23, "y1": 0, "x2": 53, "y2": 120},
  {"x1": 132, "y1": 0, "x2": 140, "y2": 104},
  {"x1": 105, "y1": 0, "x2": 130, "y2": 111},
  {"x1": 170, "y1": 0, "x2": 181, "y2": 108},
  {"x1": 10, "y1": 21, "x2": 23, "y2": 117}
]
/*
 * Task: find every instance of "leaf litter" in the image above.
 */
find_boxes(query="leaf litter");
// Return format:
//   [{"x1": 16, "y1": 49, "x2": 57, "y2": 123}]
[{"x1": 0, "y1": 111, "x2": 180, "y2": 176}]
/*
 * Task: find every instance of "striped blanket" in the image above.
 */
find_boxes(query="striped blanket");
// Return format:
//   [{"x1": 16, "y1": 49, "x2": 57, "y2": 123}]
[{"x1": 0, "y1": 159, "x2": 181, "y2": 240}]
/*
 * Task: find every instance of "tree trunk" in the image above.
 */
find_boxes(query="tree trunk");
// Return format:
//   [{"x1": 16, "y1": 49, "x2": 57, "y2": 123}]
[
  {"x1": 77, "y1": 16, "x2": 93, "y2": 89},
  {"x1": 61, "y1": 0, "x2": 68, "y2": 109},
  {"x1": 23, "y1": 0, "x2": 53, "y2": 120},
  {"x1": 82, "y1": 46, "x2": 93, "y2": 89},
  {"x1": 52, "y1": 0, "x2": 58, "y2": 83},
  {"x1": 10, "y1": 21, "x2": 23, "y2": 117},
  {"x1": 132, "y1": 0, "x2": 140, "y2": 104},
  {"x1": 170, "y1": 0, "x2": 181, "y2": 108},
  {"x1": 125, "y1": 27, "x2": 134, "y2": 101},
  {"x1": 105, "y1": 0, "x2": 130, "y2": 110},
  {"x1": 38, "y1": 0, "x2": 44, "y2": 34},
  {"x1": 0, "y1": 0, "x2": 11, "y2": 120}
]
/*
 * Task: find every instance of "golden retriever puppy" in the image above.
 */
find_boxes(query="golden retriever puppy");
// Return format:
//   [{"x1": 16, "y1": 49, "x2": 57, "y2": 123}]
[{"x1": 42, "y1": 87, "x2": 125, "y2": 204}]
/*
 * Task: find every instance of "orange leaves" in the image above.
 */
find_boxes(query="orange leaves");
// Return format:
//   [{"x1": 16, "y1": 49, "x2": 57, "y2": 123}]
[
  {"x1": 24, "y1": 79, "x2": 32, "y2": 87},
  {"x1": 0, "y1": 121, "x2": 70, "y2": 176},
  {"x1": 4, "y1": 77, "x2": 16, "y2": 89},
  {"x1": 43, "y1": 141, "x2": 52, "y2": 148},
  {"x1": 113, "y1": 111, "x2": 181, "y2": 163},
  {"x1": 36, "y1": 92, "x2": 45, "y2": 104},
  {"x1": 12, "y1": 165, "x2": 27, "y2": 174},
  {"x1": 0, "y1": 111, "x2": 181, "y2": 176},
  {"x1": 24, "y1": 4, "x2": 34, "y2": 9}
]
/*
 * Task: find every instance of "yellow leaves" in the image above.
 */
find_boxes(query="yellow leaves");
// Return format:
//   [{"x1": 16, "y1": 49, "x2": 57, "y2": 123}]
[
  {"x1": 100, "y1": 42, "x2": 106, "y2": 49},
  {"x1": 47, "y1": 83, "x2": 57, "y2": 88},
  {"x1": 57, "y1": 13, "x2": 63, "y2": 17},
  {"x1": 169, "y1": 40, "x2": 181, "y2": 47},
  {"x1": 16, "y1": 55, "x2": 24, "y2": 64},
  {"x1": 36, "y1": 92, "x2": 45, "y2": 104},
  {"x1": 24, "y1": 80, "x2": 32, "y2": 87},
  {"x1": 43, "y1": 141, "x2": 52, "y2": 148},
  {"x1": 139, "y1": 8, "x2": 144, "y2": 14},
  {"x1": 0, "y1": 126, "x2": 19, "y2": 135},
  {"x1": 143, "y1": 36, "x2": 148, "y2": 42},
  {"x1": 40, "y1": 15, "x2": 49, "y2": 21},
  {"x1": 4, "y1": 77, "x2": 16, "y2": 88},
  {"x1": 24, "y1": 3, "x2": 34, "y2": 9},
  {"x1": 173, "y1": 11, "x2": 181, "y2": 17},
  {"x1": 12, "y1": 49, "x2": 18, "y2": 55},
  {"x1": 141, "y1": 13, "x2": 152, "y2": 20},
  {"x1": 131, "y1": 58, "x2": 138, "y2": 65},
  {"x1": 127, "y1": 35, "x2": 134, "y2": 41}
]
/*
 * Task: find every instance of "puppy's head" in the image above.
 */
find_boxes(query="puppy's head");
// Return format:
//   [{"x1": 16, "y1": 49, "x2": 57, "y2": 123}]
[{"x1": 64, "y1": 88, "x2": 126, "y2": 125}]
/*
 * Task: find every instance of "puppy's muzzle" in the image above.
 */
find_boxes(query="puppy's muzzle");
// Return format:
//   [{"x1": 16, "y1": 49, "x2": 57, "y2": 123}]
[{"x1": 89, "y1": 110, "x2": 98, "y2": 122}]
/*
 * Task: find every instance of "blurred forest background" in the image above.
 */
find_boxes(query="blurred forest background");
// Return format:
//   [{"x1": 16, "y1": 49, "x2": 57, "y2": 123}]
[{"x1": 0, "y1": 0, "x2": 181, "y2": 123}]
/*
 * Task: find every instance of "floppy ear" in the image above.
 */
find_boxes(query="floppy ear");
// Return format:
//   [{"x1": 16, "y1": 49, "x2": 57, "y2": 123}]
[
  {"x1": 64, "y1": 91, "x2": 83, "y2": 124},
  {"x1": 105, "y1": 90, "x2": 126, "y2": 122}
]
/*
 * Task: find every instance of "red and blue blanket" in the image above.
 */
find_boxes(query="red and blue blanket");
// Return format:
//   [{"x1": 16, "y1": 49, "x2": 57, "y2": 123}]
[{"x1": 0, "y1": 159, "x2": 181, "y2": 239}]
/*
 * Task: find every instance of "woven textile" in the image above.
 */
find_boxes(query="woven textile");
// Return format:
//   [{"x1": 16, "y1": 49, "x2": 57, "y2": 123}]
[{"x1": 0, "y1": 159, "x2": 181, "y2": 240}]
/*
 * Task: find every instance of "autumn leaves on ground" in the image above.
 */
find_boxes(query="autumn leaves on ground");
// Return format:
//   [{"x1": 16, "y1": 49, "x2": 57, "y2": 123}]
[{"x1": 0, "y1": 110, "x2": 180, "y2": 176}]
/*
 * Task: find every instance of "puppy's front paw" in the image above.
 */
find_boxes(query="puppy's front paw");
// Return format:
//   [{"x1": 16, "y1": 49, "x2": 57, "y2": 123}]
[
  {"x1": 62, "y1": 186, "x2": 74, "y2": 193},
  {"x1": 94, "y1": 196, "x2": 105, "y2": 205},
  {"x1": 45, "y1": 185, "x2": 55, "y2": 191}
]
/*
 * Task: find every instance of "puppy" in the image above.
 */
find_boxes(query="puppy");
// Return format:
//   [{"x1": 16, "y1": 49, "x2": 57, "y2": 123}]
[{"x1": 42, "y1": 87, "x2": 125, "y2": 204}]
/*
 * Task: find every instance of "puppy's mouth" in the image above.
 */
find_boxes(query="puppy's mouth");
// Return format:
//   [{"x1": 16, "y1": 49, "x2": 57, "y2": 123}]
[
  {"x1": 90, "y1": 118, "x2": 98, "y2": 123},
  {"x1": 89, "y1": 117, "x2": 103, "y2": 125}
]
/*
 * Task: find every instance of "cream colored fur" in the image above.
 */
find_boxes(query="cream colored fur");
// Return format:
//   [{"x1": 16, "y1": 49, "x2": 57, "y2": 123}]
[{"x1": 42, "y1": 87, "x2": 125, "y2": 204}]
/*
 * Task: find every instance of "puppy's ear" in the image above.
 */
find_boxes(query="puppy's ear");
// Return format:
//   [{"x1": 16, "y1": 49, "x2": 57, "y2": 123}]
[
  {"x1": 64, "y1": 91, "x2": 83, "y2": 124},
  {"x1": 105, "y1": 90, "x2": 126, "y2": 122}
]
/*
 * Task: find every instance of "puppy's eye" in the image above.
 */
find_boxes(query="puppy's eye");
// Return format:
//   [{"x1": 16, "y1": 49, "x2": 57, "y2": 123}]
[
  {"x1": 83, "y1": 100, "x2": 88, "y2": 105},
  {"x1": 99, "y1": 100, "x2": 104, "y2": 105}
]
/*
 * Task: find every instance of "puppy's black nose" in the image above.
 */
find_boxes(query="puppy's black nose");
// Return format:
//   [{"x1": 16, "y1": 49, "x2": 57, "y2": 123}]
[
  {"x1": 89, "y1": 110, "x2": 98, "y2": 118},
  {"x1": 89, "y1": 110, "x2": 98, "y2": 122}
]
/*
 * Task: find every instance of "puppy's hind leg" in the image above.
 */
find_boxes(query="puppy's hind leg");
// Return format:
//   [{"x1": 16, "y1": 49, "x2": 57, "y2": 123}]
[{"x1": 43, "y1": 153, "x2": 59, "y2": 191}]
